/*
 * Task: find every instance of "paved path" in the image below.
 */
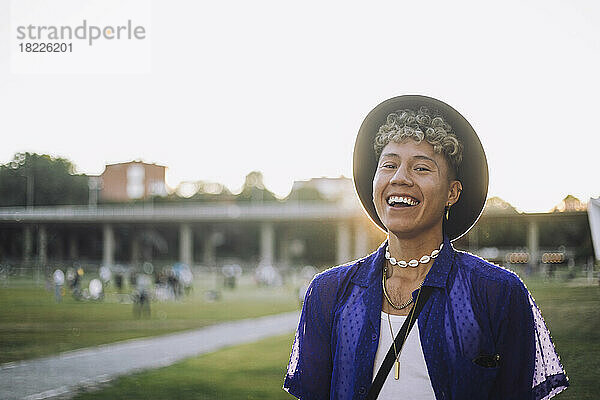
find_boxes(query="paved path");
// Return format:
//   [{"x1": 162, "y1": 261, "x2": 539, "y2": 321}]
[{"x1": 0, "y1": 311, "x2": 300, "y2": 400}]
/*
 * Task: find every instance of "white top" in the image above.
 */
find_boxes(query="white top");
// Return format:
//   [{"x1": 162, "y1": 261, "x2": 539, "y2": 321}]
[{"x1": 372, "y1": 312, "x2": 436, "y2": 399}]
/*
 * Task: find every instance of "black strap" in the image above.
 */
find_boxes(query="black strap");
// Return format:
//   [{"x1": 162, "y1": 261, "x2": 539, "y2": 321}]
[{"x1": 366, "y1": 285, "x2": 434, "y2": 400}]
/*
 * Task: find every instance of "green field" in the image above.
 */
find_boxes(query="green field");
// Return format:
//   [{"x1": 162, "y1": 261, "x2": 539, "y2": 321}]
[
  {"x1": 71, "y1": 279, "x2": 599, "y2": 400},
  {"x1": 0, "y1": 275, "x2": 299, "y2": 363},
  {"x1": 525, "y1": 280, "x2": 600, "y2": 399},
  {"x1": 72, "y1": 333, "x2": 296, "y2": 400}
]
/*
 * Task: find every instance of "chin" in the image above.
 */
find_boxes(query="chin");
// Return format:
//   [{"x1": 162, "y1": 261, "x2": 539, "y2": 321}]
[
  {"x1": 384, "y1": 219, "x2": 443, "y2": 240},
  {"x1": 386, "y1": 226, "x2": 421, "y2": 239},
  {"x1": 382, "y1": 220, "x2": 419, "y2": 236},
  {"x1": 381, "y1": 214, "x2": 420, "y2": 231}
]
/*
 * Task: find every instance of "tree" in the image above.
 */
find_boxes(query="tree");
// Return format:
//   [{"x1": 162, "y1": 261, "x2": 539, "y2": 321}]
[
  {"x1": 190, "y1": 181, "x2": 235, "y2": 202},
  {"x1": 236, "y1": 171, "x2": 277, "y2": 202},
  {"x1": 285, "y1": 186, "x2": 327, "y2": 202},
  {"x1": 0, "y1": 153, "x2": 88, "y2": 206},
  {"x1": 152, "y1": 181, "x2": 235, "y2": 204}
]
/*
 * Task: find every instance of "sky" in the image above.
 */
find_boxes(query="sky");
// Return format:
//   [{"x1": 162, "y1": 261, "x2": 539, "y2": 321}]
[{"x1": 0, "y1": 0, "x2": 598, "y2": 212}]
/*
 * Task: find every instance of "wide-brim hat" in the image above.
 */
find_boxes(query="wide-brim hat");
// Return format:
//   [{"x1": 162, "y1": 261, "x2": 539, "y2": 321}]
[{"x1": 353, "y1": 95, "x2": 488, "y2": 241}]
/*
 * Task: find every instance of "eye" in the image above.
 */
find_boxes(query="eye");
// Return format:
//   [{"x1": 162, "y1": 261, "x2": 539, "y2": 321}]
[
  {"x1": 414, "y1": 166, "x2": 431, "y2": 172},
  {"x1": 380, "y1": 162, "x2": 397, "y2": 169}
]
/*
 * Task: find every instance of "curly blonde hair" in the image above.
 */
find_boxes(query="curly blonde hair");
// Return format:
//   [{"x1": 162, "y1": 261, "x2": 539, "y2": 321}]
[{"x1": 374, "y1": 106, "x2": 463, "y2": 176}]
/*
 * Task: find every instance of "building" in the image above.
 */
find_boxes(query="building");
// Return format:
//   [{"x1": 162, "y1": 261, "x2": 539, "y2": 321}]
[{"x1": 99, "y1": 161, "x2": 167, "y2": 202}]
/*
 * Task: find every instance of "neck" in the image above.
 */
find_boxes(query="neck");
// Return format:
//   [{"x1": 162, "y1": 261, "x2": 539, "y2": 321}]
[{"x1": 387, "y1": 226, "x2": 443, "y2": 258}]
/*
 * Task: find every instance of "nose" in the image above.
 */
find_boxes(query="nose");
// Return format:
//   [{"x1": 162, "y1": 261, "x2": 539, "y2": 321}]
[{"x1": 390, "y1": 165, "x2": 413, "y2": 186}]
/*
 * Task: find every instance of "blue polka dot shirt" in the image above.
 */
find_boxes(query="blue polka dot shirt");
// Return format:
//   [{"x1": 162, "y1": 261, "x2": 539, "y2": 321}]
[{"x1": 283, "y1": 236, "x2": 568, "y2": 400}]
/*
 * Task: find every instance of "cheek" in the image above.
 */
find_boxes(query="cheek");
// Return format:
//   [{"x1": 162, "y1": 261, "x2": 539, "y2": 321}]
[
  {"x1": 429, "y1": 186, "x2": 451, "y2": 207},
  {"x1": 372, "y1": 173, "x2": 383, "y2": 196},
  {"x1": 421, "y1": 179, "x2": 449, "y2": 202}
]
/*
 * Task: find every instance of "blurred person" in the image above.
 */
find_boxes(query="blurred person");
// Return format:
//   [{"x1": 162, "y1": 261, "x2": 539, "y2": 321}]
[
  {"x1": 115, "y1": 272, "x2": 124, "y2": 293},
  {"x1": 133, "y1": 273, "x2": 152, "y2": 318},
  {"x1": 53, "y1": 269, "x2": 65, "y2": 303},
  {"x1": 167, "y1": 269, "x2": 181, "y2": 299},
  {"x1": 66, "y1": 267, "x2": 75, "y2": 288},
  {"x1": 222, "y1": 264, "x2": 241, "y2": 289},
  {"x1": 70, "y1": 266, "x2": 84, "y2": 300},
  {"x1": 130, "y1": 270, "x2": 138, "y2": 287},
  {"x1": 283, "y1": 96, "x2": 568, "y2": 399}
]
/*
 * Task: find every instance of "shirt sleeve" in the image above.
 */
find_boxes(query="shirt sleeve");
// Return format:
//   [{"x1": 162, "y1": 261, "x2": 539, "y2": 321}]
[
  {"x1": 528, "y1": 290, "x2": 569, "y2": 399},
  {"x1": 283, "y1": 274, "x2": 334, "y2": 400},
  {"x1": 494, "y1": 276, "x2": 568, "y2": 400}
]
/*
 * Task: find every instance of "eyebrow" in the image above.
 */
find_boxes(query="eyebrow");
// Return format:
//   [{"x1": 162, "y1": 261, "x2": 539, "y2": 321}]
[{"x1": 380, "y1": 153, "x2": 439, "y2": 168}]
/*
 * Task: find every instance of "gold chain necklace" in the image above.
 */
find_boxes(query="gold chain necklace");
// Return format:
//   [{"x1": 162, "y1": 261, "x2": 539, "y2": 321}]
[
  {"x1": 386, "y1": 284, "x2": 424, "y2": 380},
  {"x1": 382, "y1": 266, "x2": 424, "y2": 310}
]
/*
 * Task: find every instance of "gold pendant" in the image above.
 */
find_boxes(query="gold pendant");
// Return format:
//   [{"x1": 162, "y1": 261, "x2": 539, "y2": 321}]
[{"x1": 394, "y1": 360, "x2": 400, "y2": 380}]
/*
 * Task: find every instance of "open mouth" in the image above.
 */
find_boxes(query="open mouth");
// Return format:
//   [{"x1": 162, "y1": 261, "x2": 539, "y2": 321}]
[{"x1": 387, "y1": 195, "x2": 420, "y2": 208}]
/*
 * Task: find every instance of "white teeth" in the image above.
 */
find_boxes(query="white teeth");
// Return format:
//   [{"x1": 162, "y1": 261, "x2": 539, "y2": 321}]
[{"x1": 387, "y1": 196, "x2": 419, "y2": 206}]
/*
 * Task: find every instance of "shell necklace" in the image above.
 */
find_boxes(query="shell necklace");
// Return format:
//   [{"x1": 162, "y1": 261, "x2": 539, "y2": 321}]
[{"x1": 384, "y1": 243, "x2": 443, "y2": 268}]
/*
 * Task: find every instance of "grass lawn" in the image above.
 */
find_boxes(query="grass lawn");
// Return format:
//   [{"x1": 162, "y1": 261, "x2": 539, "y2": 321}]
[
  {"x1": 0, "y1": 275, "x2": 299, "y2": 363},
  {"x1": 524, "y1": 280, "x2": 600, "y2": 400},
  {"x1": 72, "y1": 334, "x2": 296, "y2": 400},
  {"x1": 72, "y1": 279, "x2": 599, "y2": 400}
]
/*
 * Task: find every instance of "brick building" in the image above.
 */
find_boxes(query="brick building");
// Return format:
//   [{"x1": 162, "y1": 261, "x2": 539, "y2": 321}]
[{"x1": 99, "y1": 161, "x2": 167, "y2": 202}]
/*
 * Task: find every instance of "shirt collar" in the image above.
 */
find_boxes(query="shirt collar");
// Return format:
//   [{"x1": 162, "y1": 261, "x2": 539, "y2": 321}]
[
  {"x1": 422, "y1": 235, "x2": 454, "y2": 289},
  {"x1": 350, "y1": 241, "x2": 386, "y2": 288}
]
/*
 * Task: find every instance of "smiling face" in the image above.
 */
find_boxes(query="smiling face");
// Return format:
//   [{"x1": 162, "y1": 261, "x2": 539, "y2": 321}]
[{"x1": 372, "y1": 140, "x2": 462, "y2": 239}]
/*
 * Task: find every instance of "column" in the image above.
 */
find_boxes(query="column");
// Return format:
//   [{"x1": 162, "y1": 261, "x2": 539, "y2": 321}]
[
  {"x1": 179, "y1": 223, "x2": 193, "y2": 266},
  {"x1": 354, "y1": 223, "x2": 369, "y2": 259},
  {"x1": 336, "y1": 221, "x2": 351, "y2": 265},
  {"x1": 527, "y1": 220, "x2": 539, "y2": 270},
  {"x1": 23, "y1": 225, "x2": 32, "y2": 265},
  {"x1": 38, "y1": 225, "x2": 47, "y2": 266},
  {"x1": 260, "y1": 222, "x2": 275, "y2": 265},
  {"x1": 103, "y1": 224, "x2": 115, "y2": 268}
]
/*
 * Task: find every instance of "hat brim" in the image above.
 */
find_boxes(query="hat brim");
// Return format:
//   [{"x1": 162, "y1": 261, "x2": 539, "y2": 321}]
[{"x1": 353, "y1": 95, "x2": 489, "y2": 241}]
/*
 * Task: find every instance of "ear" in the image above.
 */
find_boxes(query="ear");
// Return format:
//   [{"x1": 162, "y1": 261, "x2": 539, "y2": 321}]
[{"x1": 447, "y1": 180, "x2": 462, "y2": 206}]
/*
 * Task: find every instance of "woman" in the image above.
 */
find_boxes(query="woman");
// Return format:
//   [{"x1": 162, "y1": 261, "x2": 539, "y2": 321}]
[{"x1": 283, "y1": 95, "x2": 568, "y2": 399}]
